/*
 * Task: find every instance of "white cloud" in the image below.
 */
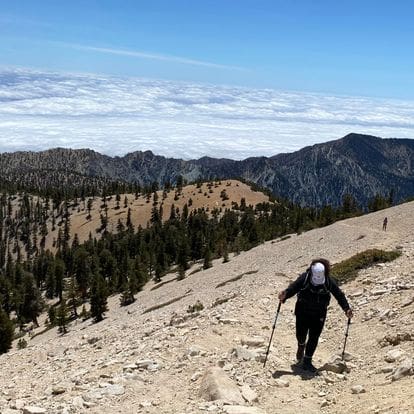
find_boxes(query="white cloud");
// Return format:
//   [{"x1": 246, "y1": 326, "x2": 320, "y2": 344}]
[{"x1": 0, "y1": 68, "x2": 413, "y2": 159}]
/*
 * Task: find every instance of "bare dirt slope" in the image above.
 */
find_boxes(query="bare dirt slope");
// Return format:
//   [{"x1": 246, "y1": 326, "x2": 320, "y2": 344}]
[{"x1": 1, "y1": 202, "x2": 413, "y2": 414}]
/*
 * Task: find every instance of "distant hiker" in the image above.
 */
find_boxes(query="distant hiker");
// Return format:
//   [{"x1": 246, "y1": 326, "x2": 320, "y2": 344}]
[
  {"x1": 278, "y1": 258, "x2": 353, "y2": 373},
  {"x1": 383, "y1": 217, "x2": 388, "y2": 231}
]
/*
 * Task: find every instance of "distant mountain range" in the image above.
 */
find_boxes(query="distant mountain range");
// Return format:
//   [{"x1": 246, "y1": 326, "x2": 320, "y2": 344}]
[{"x1": 1, "y1": 133, "x2": 414, "y2": 207}]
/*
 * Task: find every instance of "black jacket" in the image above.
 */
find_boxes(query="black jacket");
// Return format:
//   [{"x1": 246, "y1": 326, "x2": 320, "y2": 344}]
[{"x1": 285, "y1": 271, "x2": 350, "y2": 316}]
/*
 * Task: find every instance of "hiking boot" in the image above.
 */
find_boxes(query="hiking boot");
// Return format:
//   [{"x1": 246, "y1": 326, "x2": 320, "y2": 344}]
[
  {"x1": 302, "y1": 356, "x2": 317, "y2": 373},
  {"x1": 296, "y1": 343, "x2": 306, "y2": 362}
]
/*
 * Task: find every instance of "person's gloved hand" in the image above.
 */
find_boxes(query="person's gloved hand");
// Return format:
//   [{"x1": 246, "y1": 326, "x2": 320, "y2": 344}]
[
  {"x1": 278, "y1": 290, "x2": 287, "y2": 303},
  {"x1": 345, "y1": 308, "x2": 353, "y2": 318}
]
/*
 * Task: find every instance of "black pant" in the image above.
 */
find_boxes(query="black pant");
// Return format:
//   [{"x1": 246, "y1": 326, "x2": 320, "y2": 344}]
[{"x1": 295, "y1": 311, "x2": 326, "y2": 358}]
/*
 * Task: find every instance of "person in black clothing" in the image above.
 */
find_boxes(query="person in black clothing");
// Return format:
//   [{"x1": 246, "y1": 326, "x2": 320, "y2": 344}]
[{"x1": 278, "y1": 258, "x2": 353, "y2": 372}]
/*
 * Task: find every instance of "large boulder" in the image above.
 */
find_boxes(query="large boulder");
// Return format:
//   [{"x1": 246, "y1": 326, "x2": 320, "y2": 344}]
[
  {"x1": 385, "y1": 348, "x2": 405, "y2": 363},
  {"x1": 390, "y1": 358, "x2": 413, "y2": 381},
  {"x1": 199, "y1": 367, "x2": 244, "y2": 404},
  {"x1": 319, "y1": 355, "x2": 349, "y2": 374}
]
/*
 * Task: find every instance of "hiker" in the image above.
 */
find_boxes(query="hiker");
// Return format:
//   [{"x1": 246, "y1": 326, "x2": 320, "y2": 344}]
[
  {"x1": 383, "y1": 217, "x2": 388, "y2": 231},
  {"x1": 278, "y1": 258, "x2": 353, "y2": 372}
]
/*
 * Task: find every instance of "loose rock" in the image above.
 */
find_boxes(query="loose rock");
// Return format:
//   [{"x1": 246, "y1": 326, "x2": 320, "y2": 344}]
[
  {"x1": 241, "y1": 384, "x2": 258, "y2": 403},
  {"x1": 319, "y1": 355, "x2": 349, "y2": 374},
  {"x1": 274, "y1": 379, "x2": 289, "y2": 387},
  {"x1": 23, "y1": 407, "x2": 47, "y2": 414},
  {"x1": 390, "y1": 358, "x2": 413, "y2": 381},
  {"x1": 351, "y1": 385, "x2": 366, "y2": 394},
  {"x1": 241, "y1": 337, "x2": 265, "y2": 348},
  {"x1": 103, "y1": 384, "x2": 125, "y2": 396},
  {"x1": 199, "y1": 367, "x2": 244, "y2": 405},
  {"x1": 385, "y1": 348, "x2": 405, "y2": 363}
]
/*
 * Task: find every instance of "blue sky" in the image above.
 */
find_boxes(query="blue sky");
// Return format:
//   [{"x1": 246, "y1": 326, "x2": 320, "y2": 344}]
[
  {"x1": 0, "y1": 1, "x2": 413, "y2": 159},
  {"x1": 1, "y1": 0, "x2": 413, "y2": 98}
]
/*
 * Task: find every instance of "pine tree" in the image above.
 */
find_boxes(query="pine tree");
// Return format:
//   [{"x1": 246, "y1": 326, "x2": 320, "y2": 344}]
[
  {"x1": 126, "y1": 208, "x2": 133, "y2": 231},
  {"x1": 341, "y1": 194, "x2": 359, "y2": 217},
  {"x1": 387, "y1": 189, "x2": 395, "y2": 206},
  {"x1": 48, "y1": 306, "x2": 56, "y2": 326},
  {"x1": 0, "y1": 310, "x2": 14, "y2": 355},
  {"x1": 150, "y1": 204, "x2": 160, "y2": 224},
  {"x1": 368, "y1": 194, "x2": 389, "y2": 212},
  {"x1": 169, "y1": 204, "x2": 176, "y2": 221},
  {"x1": 66, "y1": 276, "x2": 79, "y2": 319},
  {"x1": 0, "y1": 276, "x2": 12, "y2": 315},
  {"x1": 203, "y1": 246, "x2": 212, "y2": 270},
  {"x1": 20, "y1": 273, "x2": 43, "y2": 327},
  {"x1": 115, "y1": 193, "x2": 121, "y2": 210},
  {"x1": 133, "y1": 257, "x2": 148, "y2": 291},
  {"x1": 127, "y1": 260, "x2": 139, "y2": 295},
  {"x1": 117, "y1": 219, "x2": 125, "y2": 233},
  {"x1": 86, "y1": 198, "x2": 93, "y2": 220},
  {"x1": 177, "y1": 265, "x2": 186, "y2": 280},
  {"x1": 177, "y1": 239, "x2": 189, "y2": 280},
  {"x1": 45, "y1": 261, "x2": 56, "y2": 299},
  {"x1": 73, "y1": 247, "x2": 91, "y2": 300},
  {"x1": 176, "y1": 175, "x2": 184, "y2": 193},
  {"x1": 90, "y1": 274, "x2": 108, "y2": 322},
  {"x1": 119, "y1": 288, "x2": 134, "y2": 307},
  {"x1": 119, "y1": 266, "x2": 138, "y2": 307},
  {"x1": 57, "y1": 300, "x2": 69, "y2": 334},
  {"x1": 40, "y1": 222, "x2": 47, "y2": 250},
  {"x1": 222, "y1": 243, "x2": 229, "y2": 263}
]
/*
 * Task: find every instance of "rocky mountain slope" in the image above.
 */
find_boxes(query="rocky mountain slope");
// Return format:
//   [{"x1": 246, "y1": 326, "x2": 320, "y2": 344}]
[
  {"x1": 1, "y1": 202, "x2": 413, "y2": 414},
  {"x1": 1, "y1": 133, "x2": 414, "y2": 206}
]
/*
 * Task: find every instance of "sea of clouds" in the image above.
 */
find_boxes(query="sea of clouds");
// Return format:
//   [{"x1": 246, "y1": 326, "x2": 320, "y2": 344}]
[{"x1": 0, "y1": 68, "x2": 413, "y2": 159}]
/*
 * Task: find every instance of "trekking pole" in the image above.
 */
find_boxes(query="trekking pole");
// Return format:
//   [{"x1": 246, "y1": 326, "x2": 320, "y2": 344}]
[
  {"x1": 341, "y1": 318, "x2": 351, "y2": 360},
  {"x1": 263, "y1": 301, "x2": 282, "y2": 368}
]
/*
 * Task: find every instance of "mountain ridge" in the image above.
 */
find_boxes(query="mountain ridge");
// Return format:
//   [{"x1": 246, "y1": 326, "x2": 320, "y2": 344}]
[{"x1": 1, "y1": 133, "x2": 414, "y2": 206}]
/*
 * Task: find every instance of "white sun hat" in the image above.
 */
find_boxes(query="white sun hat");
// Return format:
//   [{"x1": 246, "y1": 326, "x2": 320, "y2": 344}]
[{"x1": 311, "y1": 262, "x2": 326, "y2": 286}]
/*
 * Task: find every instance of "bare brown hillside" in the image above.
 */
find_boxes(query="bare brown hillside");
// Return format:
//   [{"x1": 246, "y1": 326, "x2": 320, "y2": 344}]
[
  {"x1": 0, "y1": 202, "x2": 413, "y2": 414},
  {"x1": 43, "y1": 179, "x2": 270, "y2": 250}
]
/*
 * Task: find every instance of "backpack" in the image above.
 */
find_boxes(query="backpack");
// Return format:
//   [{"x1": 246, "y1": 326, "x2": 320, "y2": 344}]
[
  {"x1": 300, "y1": 269, "x2": 331, "y2": 295},
  {"x1": 296, "y1": 270, "x2": 332, "y2": 313}
]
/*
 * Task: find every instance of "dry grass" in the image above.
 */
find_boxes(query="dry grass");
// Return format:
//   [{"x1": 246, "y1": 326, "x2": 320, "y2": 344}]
[{"x1": 44, "y1": 179, "x2": 271, "y2": 250}]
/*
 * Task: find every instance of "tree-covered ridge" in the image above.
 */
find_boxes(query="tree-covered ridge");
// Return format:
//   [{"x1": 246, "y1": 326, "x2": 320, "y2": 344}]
[
  {"x1": 0, "y1": 179, "x2": 271, "y2": 254},
  {"x1": 0, "y1": 168, "x2": 140, "y2": 205},
  {"x1": 0, "y1": 179, "x2": 394, "y2": 354}
]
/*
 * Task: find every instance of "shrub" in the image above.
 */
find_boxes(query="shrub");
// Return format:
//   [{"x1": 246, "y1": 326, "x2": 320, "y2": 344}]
[
  {"x1": 187, "y1": 300, "x2": 204, "y2": 313},
  {"x1": 120, "y1": 290, "x2": 135, "y2": 307},
  {"x1": 220, "y1": 190, "x2": 229, "y2": 201},
  {"x1": 17, "y1": 338, "x2": 28, "y2": 349},
  {"x1": 332, "y1": 249, "x2": 401, "y2": 284}
]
